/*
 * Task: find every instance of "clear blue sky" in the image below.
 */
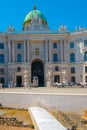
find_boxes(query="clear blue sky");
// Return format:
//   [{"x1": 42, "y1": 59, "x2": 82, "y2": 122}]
[{"x1": 0, "y1": 0, "x2": 87, "y2": 32}]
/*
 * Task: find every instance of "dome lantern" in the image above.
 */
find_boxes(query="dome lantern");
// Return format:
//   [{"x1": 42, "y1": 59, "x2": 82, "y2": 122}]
[{"x1": 33, "y1": 5, "x2": 37, "y2": 10}]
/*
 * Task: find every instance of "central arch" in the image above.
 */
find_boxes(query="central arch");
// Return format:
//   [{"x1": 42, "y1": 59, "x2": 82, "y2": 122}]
[{"x1": 31, "y1": 59, "x2": 44, "y2": 86}]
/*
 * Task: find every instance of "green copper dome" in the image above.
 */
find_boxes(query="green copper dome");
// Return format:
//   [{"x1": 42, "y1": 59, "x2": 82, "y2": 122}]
[{"x1": 23, "y1": 6, "x2": 48, "y2": 27}]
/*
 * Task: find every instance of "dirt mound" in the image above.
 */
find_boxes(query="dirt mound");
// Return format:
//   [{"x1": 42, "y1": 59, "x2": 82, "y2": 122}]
[
  {"x1": 0, "y1": 116, "x2": 34, "y2": 128},
  {"x1": 1, "y1": 107, "x2": 87, "y2": 130},
  {"x1": 0, "y1": 108, "x2": 34, "y2": 129}
]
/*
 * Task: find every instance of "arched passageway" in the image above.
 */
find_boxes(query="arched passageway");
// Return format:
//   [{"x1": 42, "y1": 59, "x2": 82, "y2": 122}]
[{"x1": 31, "y1": 60, "x2": 44, "y2": 86}]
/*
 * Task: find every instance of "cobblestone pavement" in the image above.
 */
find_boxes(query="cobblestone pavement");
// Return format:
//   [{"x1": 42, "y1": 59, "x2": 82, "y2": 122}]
[{"x1": 0, "y1": 87, "x2": 87, "y2": 95}]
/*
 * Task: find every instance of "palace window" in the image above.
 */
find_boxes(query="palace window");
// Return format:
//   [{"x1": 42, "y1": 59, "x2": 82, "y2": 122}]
[
  {"x1": 71, "y1": 76, "x2": 76, "y2": 82},
  {"x1": 70, "y1": 53, "x2": 75, "y2": 62},
  {"x1": 71, "y1": 67, "x2": 75, "y2": 73},
  {"x1": 85, "y1": 66, "x2": 87, "y2": 73},
  {"x1": 17, "y1": 43, "x2": 22, "y2": 49},
  {"x1": 0, "y1": 43, "x2": 4, "y2": 49},
  {"x1": 70, "y1": 42, "x2": 74, "y2": 48},
  {"x1": 53, "y1": 53, "x2": 58, "y2": 62},
  {"x1": 0, "y1": 68, "x2": 4, "y2": 75},
  {"x1": 0, "y1": 54, "x2": 5, "y2": 63},
  {"x1": 53, "y1": 43, "x2": 57, "y2": 48},
  {"x1": 84, "y1": 51, "x2": 87, "y2": 61},
  {"x1": 84, "y1": 40, "x2": 87, "y2": 47},
  {"x1": 17, "y1": 54, "x2": 22, "y2": 62}
]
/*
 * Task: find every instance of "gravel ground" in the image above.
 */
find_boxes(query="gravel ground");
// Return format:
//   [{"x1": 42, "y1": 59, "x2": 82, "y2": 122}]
[
  {"x1": 50, "y1": 109, "x2": 87, "y2": 130},
  {"x1": 0, "y1": 107, "x2": 87, "y2": 130},
  {"x1": 0, "y1": 108, "x2": 34, "y2": 130},
  {"x1": 0, "y1": 125, "x2": 33, "y2": 130}
]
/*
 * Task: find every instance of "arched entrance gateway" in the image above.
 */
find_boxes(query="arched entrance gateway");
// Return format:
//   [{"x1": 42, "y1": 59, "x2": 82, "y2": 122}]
[{"x1": 31, "y1": 60, "x2": 44, "y2": 86}]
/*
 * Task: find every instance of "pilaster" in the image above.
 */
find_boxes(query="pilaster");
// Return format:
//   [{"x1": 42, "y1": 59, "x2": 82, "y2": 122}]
[
  {"x1": 5, "y1": 42, "x2": 8, "y2": 63},
  {"x1": 49, "y1": 40, "x2": 51, "y2": 62},
  {"x1": 45, "y1": 40, "x2": 48, "y2": 62},
  {"x1": 8, "y1": 41, "x2": 11, "y2": 62},
  {"x1": 24, "y1": 41, "x2": 26, "y2": 62},
  {"x1": 64, "y1": 40, "x2": 67, "y2": 61},
  {"x1": 27, "y1": 41, "x2": 30, "y2": 62},
  {"x1": 12, "y1": 41, "x2": 14, "y2": 62},
  {"x1": 60, "y1": 40, "x2": 63, "y2": 62}
]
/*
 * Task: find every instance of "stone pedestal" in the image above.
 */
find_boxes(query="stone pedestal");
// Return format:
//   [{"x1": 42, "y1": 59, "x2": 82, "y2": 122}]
[
  {"x1": 46, "y1": 71, "x2": 52, "y2": 87},
  {"x1": 23, "y1": 70, "x2": 29, "y2": 87}
]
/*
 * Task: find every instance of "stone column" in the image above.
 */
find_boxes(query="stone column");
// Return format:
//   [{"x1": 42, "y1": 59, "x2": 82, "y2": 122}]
[
  {"x1": 59, "y1": 42, "x2": 61, "y2": 62},
  {"x1": 64, "y1": 40, "x2": 67, "y2": 61},
  {"x1": 5, "y1": 42, "x2": 8, "y2": 63},
  {"x1": 49, "y1": 41, "x2": 51, "y2": 62},
  {"x1": 27, "y1": 41, "x2": 30, "y2": 62},
  {"x1": 24, "y1": 41, "x2": 26, "y2": 62},
  {"x1": 45, "y1": 40, "x2": 48, "y2": 62},
  {"x1": 60, "y1": 40, "x2": 63, "y2": 62},
  {"x1": 62, "y1": 41, "x2": 64, "y2": 62},
  {"x1": 12, "y1": 41, "x2": 15, "y2": 62},
  {"x1": 8, "y1": 41, "x2": 11, "y2": 62},
  {"x1": 46, "y1": 70, "x2": 52, "y2": 87}
]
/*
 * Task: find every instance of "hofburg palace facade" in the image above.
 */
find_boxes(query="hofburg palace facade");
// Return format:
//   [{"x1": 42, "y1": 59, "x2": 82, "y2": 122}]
[{"x1": 0, "y1": 6, "x2": 87, "y2": 87}]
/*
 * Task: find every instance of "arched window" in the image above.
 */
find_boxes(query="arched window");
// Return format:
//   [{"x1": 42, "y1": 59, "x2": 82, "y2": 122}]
[
  {"x1": 53, "y1": 43, "x2": 57, "y2": 48},
  {"x1": 0, "y1": 54, "x2": 5, "y2": 63},
  {"x1": 70, "y1": 53, "x2": 75, "y2": 62},
  {"x1": 84, "y1": 51, "x2": 87, "y2": 61},
  {"x1": 17, "y1": 54, "x2": 22, "y2": 62},
  {"x1": 53, "y1": 53, "x2": 58, "y2": 62}
]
